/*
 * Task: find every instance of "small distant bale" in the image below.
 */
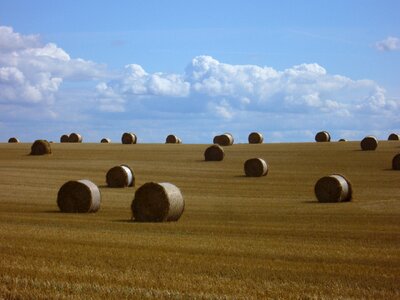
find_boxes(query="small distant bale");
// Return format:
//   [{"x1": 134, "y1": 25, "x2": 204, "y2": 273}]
[
  {"x1": 60, "y1": 134, "x2": 69, "y2": 143},
  {"x1": 213, "y1": 133, "x2": 234, "y2": 146},
  {"x1": 57, "y1": 179, "x2": 101, "y2": 213},
  {"x1": 121, "y1": 132, "x2": 137, "y2": 144},
  {"x1": 244, "y1": 158, "x2": 268, "y2": 177},
  {"x1": 30, "y1": 140, "x2": 51, "y2": 155},
  {"x1": 315, "y1": 131, "x2": 331, "y2": 142},
  {"x1": 166, "y1": 134, "x2": 182, "y2": 144},
  {"x1": 131, "y1": 182, "x2": 184, "y2": 222},
  {"x1": 68, "y1": 133, "x2": 83, "y2": 143},
  {"x1": 361, "y1": 136, "x2": 378, "y2": 151},
  {"x1": 392, "y1": 154, "x2": 400, "y2": 170},
  {"x1": 204, "y1": 144, "x2": 225, "y2": 161},
  {"x1": 338, "y1": 139, "x2": 347, "y2": 142},
  {"x1": 248, "y1": 132, "x2": 263, "y2": 144},
  {"x1": 106, "y1": 165, "x2": 135, "y2": 188},
  {"x1": 388, "y1": 133, "x2": 400, "y2": 141},
  {"x1": 8, "y1": 137, "x2": 19, "y2": 143},
  {"x1": 101, "y1": 138, "x2": 111, "y2": 143},
  {"x1": 314, "y1": 174, "x2": 352, "y2": 203}
]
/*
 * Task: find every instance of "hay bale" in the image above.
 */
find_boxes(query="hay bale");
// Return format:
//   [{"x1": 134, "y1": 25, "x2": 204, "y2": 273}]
[
  {"x1": 101, "y1": 138, "x2": 111, "y2": 143},
  {"x1": 315, "y1": 131, "x2": 331, "y2": 142},
  {"x1": 314, "y1": 174, "x2": 352, "y2": 203},
  {"x1": 248, "y1": 132, "x2": 263, "y2": 144},
  {"x1": 131, "y1": 182, "x2": 184, "y2": 222},
  {"x1": 30, "y1": 140, "x2": 51, "y2": 155},
  {"x1": 57, "y1": 179, "x2": 101, "y2": 213},
  {"x1": 106, "y1": 165, "x2": 135, "y2": 187},
  {"x1": 392, "y1": 154, "x2": 400, "y2": 170},
  {"x1": 213, "y1": 133, "x2": 234, "y2": 146},
  {"x1": 68, "y1": 133, "x2": 83, "y2": 143},
  {"x1": 60, "y1": 134, "x2": 69, "y2": 143},
  {"x1": 388, "y1": 133, "x2": 400, "y2": 141},
  {"x1": 361, "y1": 136, "x2": 378, "y2": 151},
  {"x1": 121, "y1": 132, "x2": 137, "y2": 144},
  {"x1": 204, "y1": 144, "x2": 224, "y2": 161},
  {"x1": 338, "y1": 139, "x2": 347, "y2": 142},
  {"x1": 8, "y1": 137, "x2": 19, "y2": 143},
  {"x1": 166, "y1": 134, "x2": 182, "y2": 144},
  {"x1": 244, "y1": 158, "x2": 268, "y2": 177}
]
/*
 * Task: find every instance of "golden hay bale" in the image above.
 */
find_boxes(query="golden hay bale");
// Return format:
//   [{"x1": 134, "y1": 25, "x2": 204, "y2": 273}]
[
  {"x1": 361, "y1": 136, "x2": 378, "y2": 151},
  {"x1": 106, "y1": 165, "x2": 135, "y2": 187},
  {"x1": 131, "y1": 182, "x2": 184, "y2": 222},
  {"x1": 204, "y1": 144, "x2": 225, "y2": 161},
  {"x1": 68, "y1": 133, "x2": 83, "y2": 143},
  {"x1": 314, "y1": 174, "x2": 353, "y2": 203},
  {"x1": 121, "y1": 132, "x2": 137, "y2": 144},
  {"x1": 244, "y1": 158, "x2": 268, "y2": 177},
  {"x1": 30, "y1": 140, "x2": 51, "y2": 155},
  {"x1": 8, "y1": 137, "x2": 19, "y2": 143},
  {"x1": 392, "y1": 154, "x2": 400, "y2": 170},
  {"x1": 338, "y1": 139, "x2": 347, "y2": 142},
  {"x1": 213, "y1": 133, "x2": 234, "y2": 146},
  {"x1": 166, "y1": 134, "x2": 182, "y2": 144},
  {"x1": 315, "y1": 131, "x2": 331, "y2": 142},
  {"x1": 388, "y1": 133, "x2": 400, "y2": 141},
  {"x1": 60, "y1": 134, "x2": 69, "y2": 143},
  {"x1": 101, "y1": 138, "x2": 111, "y2": 143},
  {"x1": 248, "y1": 132, "x2": 264, "y2": 144},
  {"x1": 57, "y1": 179, "x2": 101, "y2": 213}
]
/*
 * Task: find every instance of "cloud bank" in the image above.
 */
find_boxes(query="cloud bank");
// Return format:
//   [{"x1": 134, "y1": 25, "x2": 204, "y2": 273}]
[
  {"x1": 0, "y1": 25, "x2": 399, "y2": 143},
  {"x1": 97, "y1": 55, "x2": 397, "y2": 119}
]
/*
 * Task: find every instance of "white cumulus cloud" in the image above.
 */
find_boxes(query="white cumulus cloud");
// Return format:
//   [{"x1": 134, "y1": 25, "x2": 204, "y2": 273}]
[
  {"x1": 98, "y1": 55, "x2": 396, "y2": 119},
  {"x1": 375, "y1": 36, "x2": 400, "y2": 51},
  {"x1": 0, "y1": 25, "x2": 107, "y2": 106}
]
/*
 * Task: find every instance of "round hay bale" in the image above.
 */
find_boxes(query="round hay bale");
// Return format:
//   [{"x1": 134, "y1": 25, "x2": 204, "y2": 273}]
[
  {"x1": 60, "y1": 134, "x2": 69, "y2": 143},
  {"x1": 8, "y1": 137, "x2": 19, "y2": 143},
  {"x1": 248, "y1": 132, "x2": 263, "y2": 144},
  {"x1": 30, "y1": 140, "x2": 51, "y2": 155},
  {"x1": 166, "y1": 134, "x2": 181, "y2": 144},
  {"x1": 213, "y1": 133, "x2": 234, "y2": 146},
  {"x1": 121, "y1": 132, "x2": 137, "y2": 144},
  {"x1": 388, "y1": 133, "x2": 400, "y2": 141},
  {"x1": 204, "y1": 144, "x2": 224, "y2": 161},
  {"x1": 101, "y1": 138, "x2": 111, "y2": 143},
  {"x1": 244, "y1": 158, "x2": 268, "y2": 177},
  {"x1": 315, "y1": 131, "x2": 331, "y2": 142},
  {"x1": 392, "y1": 154, "x2": 400, "y2": 170},
  {"x1": 57, "y1": 179, "x2": 101, "y2": 213},
  {"x1": 314, "y1": 174, "x2": 353, "y2": 203},
  {"x1": 361, "y1": 136, "x2": 378, "y2": 151},
  {"x1": 106, "y1": 165, "x2": 135, "y2": 187},
  {"x1": 338, "y1": 139, "x2": 347, "y2": 142},
  {"x1": 131, "y1": 182, "x2": 184, "y2": 222},
  {"x1": 68, "y1": 133, "x2": 83, "y2": 143}
]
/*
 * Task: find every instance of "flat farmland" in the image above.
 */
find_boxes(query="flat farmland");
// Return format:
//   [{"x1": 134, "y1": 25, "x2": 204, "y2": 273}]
[{"x1": 0, "y1": 141, "x2": 399, "y2": 299}]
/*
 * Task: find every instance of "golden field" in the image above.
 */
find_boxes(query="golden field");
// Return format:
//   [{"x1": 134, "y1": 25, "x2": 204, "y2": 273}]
[{"x1": 0, "y1": 141, "x2": 399, "y2": 299}]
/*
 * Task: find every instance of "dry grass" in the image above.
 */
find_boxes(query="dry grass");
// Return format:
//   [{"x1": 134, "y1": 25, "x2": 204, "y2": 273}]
[{"x1": 0, "y1": 141, "x2": 399, "y2": 299}]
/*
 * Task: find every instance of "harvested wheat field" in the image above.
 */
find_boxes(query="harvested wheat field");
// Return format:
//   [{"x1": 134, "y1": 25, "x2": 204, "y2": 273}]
[{"x1": 0, "y1": 141, "x2": 399, "y2": 299}]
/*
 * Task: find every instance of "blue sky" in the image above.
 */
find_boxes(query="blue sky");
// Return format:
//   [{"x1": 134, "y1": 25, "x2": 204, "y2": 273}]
[{"x1": 0, "y1": 0, "x2": 399, "y2": 143}]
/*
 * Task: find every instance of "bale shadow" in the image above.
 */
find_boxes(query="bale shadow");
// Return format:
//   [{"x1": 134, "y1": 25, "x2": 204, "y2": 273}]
[
  {"x1": 302, "y1": 200, "x2": 319, "y2": 204},
  {"x1": 113, "y1": 219, "x2": 134, "y2": 223},
  {"x1": 42, "y1": 210, "x2": 61, "y2": 213}
]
